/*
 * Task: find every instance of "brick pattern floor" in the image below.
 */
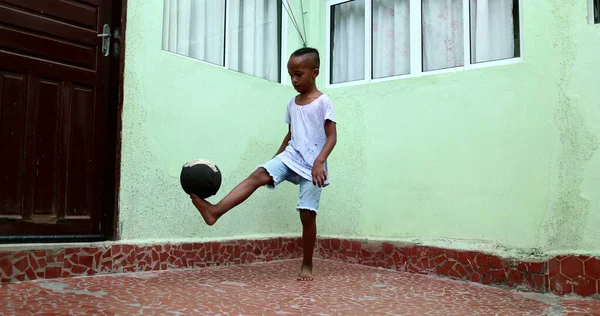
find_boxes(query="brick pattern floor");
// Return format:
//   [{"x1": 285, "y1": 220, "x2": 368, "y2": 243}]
[
  {"x1": 0, "y1": 259, "x2": 598, "y2": 315},
  {"x1": 3, "y1": 238, "x2": 600, "y2": 300}
]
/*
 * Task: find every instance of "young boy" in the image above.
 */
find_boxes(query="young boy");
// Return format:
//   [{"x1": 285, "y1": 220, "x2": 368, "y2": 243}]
[{"x1": 190, "y1": 47, "x2": 337, "y2": 281}]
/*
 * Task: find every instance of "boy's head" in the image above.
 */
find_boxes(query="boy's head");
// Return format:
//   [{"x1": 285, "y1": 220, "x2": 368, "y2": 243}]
[{"x1": 287, "y1": 47, "x2": 320, "y2": 94}]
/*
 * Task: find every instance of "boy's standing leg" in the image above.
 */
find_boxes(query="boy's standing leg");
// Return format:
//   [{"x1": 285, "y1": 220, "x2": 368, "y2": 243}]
[
  {"x1": 298, "y1": 210, "x2": 317, "y2": 281},
  {"x1": 296, "y1": 178, "x2": 322, "y2": 281}
]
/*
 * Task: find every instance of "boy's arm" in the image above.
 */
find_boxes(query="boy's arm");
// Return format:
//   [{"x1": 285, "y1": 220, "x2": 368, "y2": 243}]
[
  {"x1": 273, "y1": 125, "x2": 291, "y2": 157},
  {"x1": 315, "y1": 120, "x2": 337, "y2": 164},
  {"x1": 312, "y1": 120, "x2": 337, "y2": 187}
]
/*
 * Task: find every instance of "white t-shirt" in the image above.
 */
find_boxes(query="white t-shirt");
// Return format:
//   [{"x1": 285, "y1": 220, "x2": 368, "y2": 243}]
[{"x1": 277, "y1": 94, "x2": 336, "y2": 185}]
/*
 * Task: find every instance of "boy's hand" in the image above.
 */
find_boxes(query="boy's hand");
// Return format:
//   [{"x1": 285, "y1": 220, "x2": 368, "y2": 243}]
[{"x1": 312, "y1": 161, "x2": 327, "y2": 188}]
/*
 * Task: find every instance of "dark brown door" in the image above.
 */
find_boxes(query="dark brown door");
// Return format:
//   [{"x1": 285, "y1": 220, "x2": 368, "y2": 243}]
[{"x1": 0, "y1": 0, "x2": 118, "y2": 241}]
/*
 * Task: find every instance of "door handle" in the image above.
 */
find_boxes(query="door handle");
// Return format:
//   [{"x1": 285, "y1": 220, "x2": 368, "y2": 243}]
[{"x1": 97, "y1": 24, "x2": 111, "y2": 57}]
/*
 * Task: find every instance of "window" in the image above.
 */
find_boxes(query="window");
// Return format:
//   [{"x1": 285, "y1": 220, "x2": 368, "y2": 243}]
[
  {"x1": 162, "y1": 0, "x2": 283, "y2": 83},
  {"x1": 326, "y1": 0, "x2": 521, "y2": 86}
]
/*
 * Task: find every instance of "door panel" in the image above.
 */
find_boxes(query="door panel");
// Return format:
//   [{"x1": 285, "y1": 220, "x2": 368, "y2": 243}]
[
  {"x1": 32, "y1": 79, "x2": 61, "y2": 217},
  {"x1": 0, "y1": 72, "x2": 27, "y2": 217},
  {"x1": 0, "y1": 0, "x2": 116, "y2": 239},
  {"x1": 0, "y1": 5, "x2": 97, "y2": 45},
  {"x1": 66, "y1": 84, "x2": 95, "y2": 218},
  {"x1": 1, "y1": 0, "x2": 99, "y2": 30},
  {"x1": 0, "y1": 25, "x2": 96, "y2": 69}
]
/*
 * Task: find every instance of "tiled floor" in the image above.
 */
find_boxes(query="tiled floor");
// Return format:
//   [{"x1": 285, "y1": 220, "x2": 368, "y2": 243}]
[{"x1": 0, "y1": 259, "x2": 598, "y2": 315}]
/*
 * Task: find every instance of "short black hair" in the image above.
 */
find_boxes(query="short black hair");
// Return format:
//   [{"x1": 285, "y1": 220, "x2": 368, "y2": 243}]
[{"x1": 290, "y1": 47, "x2": 320, "y2": 69}]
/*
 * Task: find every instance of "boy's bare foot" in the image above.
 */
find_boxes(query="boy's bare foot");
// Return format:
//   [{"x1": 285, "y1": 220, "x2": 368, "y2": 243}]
[
  {"x1": 297, "y1": 263, "x2": 313, "y2": 281},
  {"x1": 190, "y1": 194, "x2": 219, "y2": 226}
]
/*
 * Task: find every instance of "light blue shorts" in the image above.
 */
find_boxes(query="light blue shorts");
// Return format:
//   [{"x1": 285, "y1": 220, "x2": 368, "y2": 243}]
[{"x1": 258, "y1": 157, "x2": 322, "y2": 213}]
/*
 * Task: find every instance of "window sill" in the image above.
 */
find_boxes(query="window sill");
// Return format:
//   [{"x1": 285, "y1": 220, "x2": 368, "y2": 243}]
[
  {"x1": 325, "y1": 57, "x2": 524, "y2": 89},
  {"x1": 162, "y1": 50, "x2": 283, "y2": 85}
]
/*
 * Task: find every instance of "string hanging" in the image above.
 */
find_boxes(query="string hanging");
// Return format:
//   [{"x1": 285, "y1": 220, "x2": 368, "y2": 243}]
[{"x1": 282, "y1": 0, "x2": 307, "y2": 47}]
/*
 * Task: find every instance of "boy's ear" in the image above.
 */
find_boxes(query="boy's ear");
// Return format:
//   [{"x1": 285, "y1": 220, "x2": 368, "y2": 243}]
[{"x1": 312, "y1": 68, "x2": 320, "y2": 78}]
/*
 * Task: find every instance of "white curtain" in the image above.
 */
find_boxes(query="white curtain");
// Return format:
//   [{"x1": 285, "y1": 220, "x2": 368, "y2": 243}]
[
  {"x1": 470, "y1": 0, "x2": 515, "y2": 63},
  {"x1": 162, "y1": 0, "x2": 279, "y2": 82},
  {"x1": 422, "y1": 0, "x2": 464, "y2": 72},
  {"x1": 162, "y1": 0, "x2": 225, "y2": 66},
  {"x1": 331, "y1": 0, "x2": 365, "y2": 84},
  {"x1": 373, "y1": 0, "x2": 410, "y2": 79},
  {"x1": 227, "y1": 0, "x2": 279, "y2": 82}
]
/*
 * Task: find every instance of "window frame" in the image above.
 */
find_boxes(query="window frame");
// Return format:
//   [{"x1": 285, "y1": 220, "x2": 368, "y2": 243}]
[
  {"x1": 325, "y1": 0, "x2": 524, "y2": 89},
  {"x1": 590, "y1": 0, "x2": 600, "y2": 24},
  {"x1": 161, "y1": 0, "x2": 288, "y2": 84}
]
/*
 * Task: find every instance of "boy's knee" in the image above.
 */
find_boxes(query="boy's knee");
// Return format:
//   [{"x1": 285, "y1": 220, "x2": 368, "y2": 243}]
[{"x1": 249, "y1": 168, "x2": 273, "y2": 186}]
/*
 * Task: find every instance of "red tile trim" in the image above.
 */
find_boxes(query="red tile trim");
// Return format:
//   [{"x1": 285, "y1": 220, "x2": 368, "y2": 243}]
[
  {"x1": 0, "y1": 237, "x2": 302, "y2": 283},
  {"x1": 1, "y1": 237, "x2": 598, "y2": 298},
  {"x1": 315, "y1": 238, "x2": 600, "y2": 298}
]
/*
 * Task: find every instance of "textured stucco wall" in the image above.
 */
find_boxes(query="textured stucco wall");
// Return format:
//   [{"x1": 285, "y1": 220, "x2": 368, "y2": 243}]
[
  {"x1": 119, "y1": 0, "x2": 600, "y2": 257},
  {"x1": 536, "y1": 1, "x2": 600, "y2": 254}
]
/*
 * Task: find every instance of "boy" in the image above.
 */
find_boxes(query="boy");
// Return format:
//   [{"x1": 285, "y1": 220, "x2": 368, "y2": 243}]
[{"x1": 190, "y1": 47, "x2": 337, "y2": 281}]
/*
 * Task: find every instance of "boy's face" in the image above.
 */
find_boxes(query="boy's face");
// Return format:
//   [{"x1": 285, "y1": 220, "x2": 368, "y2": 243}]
[{"x1": 287, "y1": 55, "x2": 319, "y2": 93}]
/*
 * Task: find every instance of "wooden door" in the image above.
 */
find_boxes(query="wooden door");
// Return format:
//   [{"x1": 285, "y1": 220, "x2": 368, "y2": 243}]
[{"x1": 0, "y1": 0, "x2": 119, "y2": 241}]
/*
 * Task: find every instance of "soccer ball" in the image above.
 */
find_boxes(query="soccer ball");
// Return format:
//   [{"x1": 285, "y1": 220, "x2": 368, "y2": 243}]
[{"x1": 180, "y1": 159, "x2": 222, "y2": 199}]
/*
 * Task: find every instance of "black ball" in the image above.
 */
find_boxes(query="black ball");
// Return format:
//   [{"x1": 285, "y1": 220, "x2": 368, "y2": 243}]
[{"x1": 180, "y1": 159, "x2": 222, "y2": 199}]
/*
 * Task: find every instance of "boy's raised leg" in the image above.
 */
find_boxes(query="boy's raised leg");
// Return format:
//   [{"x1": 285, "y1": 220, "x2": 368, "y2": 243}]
[
  {"x1": 298, "y1": 210, "x2": 317, "y2": 281},
  {"x1": 191, "y1": 168, "x2": 272, "y2": 225}
]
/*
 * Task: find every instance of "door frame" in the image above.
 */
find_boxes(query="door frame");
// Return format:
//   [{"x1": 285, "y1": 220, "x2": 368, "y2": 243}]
[{"x1": 106, "y1": 0, "x2": 127, "y2": 241}]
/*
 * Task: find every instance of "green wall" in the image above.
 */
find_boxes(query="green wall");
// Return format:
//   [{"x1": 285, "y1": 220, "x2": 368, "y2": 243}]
[{"x1": 119, "y1": 0, "x2": 600, "y2": 258}]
